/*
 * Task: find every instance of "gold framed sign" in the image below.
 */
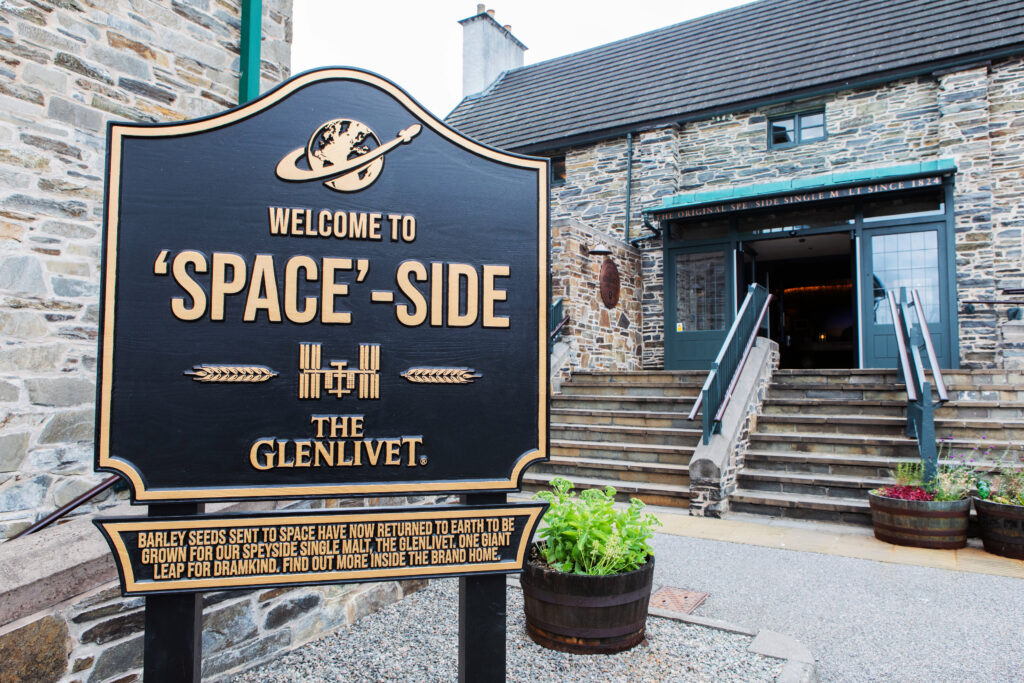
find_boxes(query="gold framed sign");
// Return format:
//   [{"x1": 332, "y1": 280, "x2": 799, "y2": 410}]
[{"x1": 97, "y1": 69, "x2": 549, "y2": 502}]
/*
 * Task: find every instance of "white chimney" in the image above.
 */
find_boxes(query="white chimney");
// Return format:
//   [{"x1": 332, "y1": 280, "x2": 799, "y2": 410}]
[{"x1": 459, "y1": 6, "x2": 527, "y2": 98}]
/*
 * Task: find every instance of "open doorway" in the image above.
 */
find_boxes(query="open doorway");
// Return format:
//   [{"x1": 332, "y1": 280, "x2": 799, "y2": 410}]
[{"x1": 742, "y1": 232, "x2": 856, "y2": 369}]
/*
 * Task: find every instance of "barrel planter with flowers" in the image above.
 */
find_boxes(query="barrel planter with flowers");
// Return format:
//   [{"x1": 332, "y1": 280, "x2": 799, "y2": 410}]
[
  {"x1": 973, "y1": 460, "x2": 1024, "y2": 559},
  {"x1": 522, "y1": 477, "x2": 661, "y2": 654},
  {"x1": 868, "y1": 461, "x2": 972, "y2": 549}
]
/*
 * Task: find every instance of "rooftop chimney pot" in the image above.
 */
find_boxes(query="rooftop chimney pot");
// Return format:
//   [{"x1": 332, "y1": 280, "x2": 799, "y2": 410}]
[{"x1": 459, "y1": 7, "x2": 527, "y2": 99}]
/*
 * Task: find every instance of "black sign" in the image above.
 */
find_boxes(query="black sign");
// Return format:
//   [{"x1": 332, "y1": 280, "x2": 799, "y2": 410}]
[
  {"x1": 95, "y1": 503, "x2": 546, "y2": 594},
  {"x1": 652, "y1": 174, "x2": 944, "y2": 220},
  {"x1": 97, "y1": 68, "x2": 549, "y2": 502}
]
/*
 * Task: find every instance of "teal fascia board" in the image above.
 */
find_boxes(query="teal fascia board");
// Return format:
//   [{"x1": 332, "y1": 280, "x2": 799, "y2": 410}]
[{"x1": 650, "y1": 159, "x2": 956, "y2": 213}]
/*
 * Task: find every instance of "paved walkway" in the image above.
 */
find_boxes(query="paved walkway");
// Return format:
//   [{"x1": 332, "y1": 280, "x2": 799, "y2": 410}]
[{"x1": 648, "y1": 508, "x2": 1024, "y2": 682}]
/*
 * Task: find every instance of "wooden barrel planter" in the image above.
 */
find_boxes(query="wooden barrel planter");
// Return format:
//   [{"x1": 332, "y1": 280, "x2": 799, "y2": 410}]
[
  {"x1": 868, "y1": 493, "x2": 971, "y2": 549},
  {"x1": 520, "y1": 554, "x2": 654, "y2": 654},
  {"x1": 974, "y1": 498, "x2": 1024, "y2": 559}
]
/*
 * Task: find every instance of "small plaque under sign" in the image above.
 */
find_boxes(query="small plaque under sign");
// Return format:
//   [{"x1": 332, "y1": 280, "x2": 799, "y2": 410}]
[{"x1": 95, "y1": 503, "x2": 546, "y2": 594}]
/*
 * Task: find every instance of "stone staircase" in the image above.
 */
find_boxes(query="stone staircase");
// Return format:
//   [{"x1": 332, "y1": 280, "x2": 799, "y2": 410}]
[
  {"x1": 731, "y1": 369, "x2": 1024, "y2": 525},
  {"x1": 524, "y1": 371, "x2": 706, "y2": 508}
]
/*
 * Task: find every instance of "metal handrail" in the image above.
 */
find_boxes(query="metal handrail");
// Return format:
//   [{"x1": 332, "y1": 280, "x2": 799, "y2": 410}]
[
  {"x1": 689, "y1": 284, "x2": 771, "y2": 444},
  {"x1": 8, "y1": 475, "x2": 121, "y2": 541},
  {"x1": 887, "y1": 290, "x2": 917, "y2": 401},
  {"x1": 549, "y1": 297, "x2": 568, "y2": 346},
  {"x1": 687, "y1": 287, "x2": 758, "y2": 422},
  {"x1": 888, "y1": 287, "x2": 948, "y2": 482},
  {"x1": 910, "y1": 289, "x2": 948, "y2": 402},
  {"x1": 715, "y1": 293, "x2": 773, "y2": 423}
]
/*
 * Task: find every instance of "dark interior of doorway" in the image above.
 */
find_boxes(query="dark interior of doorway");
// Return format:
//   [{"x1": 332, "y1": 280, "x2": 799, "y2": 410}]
[{"x1": 742, "y1": 232, "x2": 855, "y2": 369}]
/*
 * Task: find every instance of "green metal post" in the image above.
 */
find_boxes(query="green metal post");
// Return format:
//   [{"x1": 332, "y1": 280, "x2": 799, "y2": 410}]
[{"x1": 239, "y1": 0, "x2": 262, "y2": 104}]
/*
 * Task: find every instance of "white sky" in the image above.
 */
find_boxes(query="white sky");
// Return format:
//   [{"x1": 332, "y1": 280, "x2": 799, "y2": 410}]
[{"x1": 291, "y1": 0, "x2": 754, "y2": 118}]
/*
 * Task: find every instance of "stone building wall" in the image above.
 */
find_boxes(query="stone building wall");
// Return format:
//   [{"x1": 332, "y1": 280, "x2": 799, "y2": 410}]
[
  {"x1": 0, "y1": 0, "x2": 292, "y2": 538},
  {"x1": 549, "y1": 57, "x2": 1024, "y2": 372},
  {"x1": 550, "y1": 217, "x2": 642, "y2": 373},
  {"x1": 0, "y1": 504, "x2": 429, "y2": 682},
  {"x1": 551, "y1": 126, "x2": 680, "y2": 373}
]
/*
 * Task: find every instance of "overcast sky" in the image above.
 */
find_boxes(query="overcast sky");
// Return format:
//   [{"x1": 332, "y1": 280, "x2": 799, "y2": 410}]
[{"x1": 291, "y1": 0, "x2": 754, "y2": 118}]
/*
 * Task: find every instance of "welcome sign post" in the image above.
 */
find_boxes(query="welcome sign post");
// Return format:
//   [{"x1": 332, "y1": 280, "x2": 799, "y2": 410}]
[{"x1": 95, "y1": 68, "x2": 548, "y2": 682}]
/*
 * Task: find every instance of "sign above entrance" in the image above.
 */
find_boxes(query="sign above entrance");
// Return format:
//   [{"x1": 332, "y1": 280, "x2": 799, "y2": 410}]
[
  {"x1": 651, "y1": 174, "x2": 944, "y2": 221},
  {"x1": 97, "y1": 68, "x2": 549, "y2": 502}
]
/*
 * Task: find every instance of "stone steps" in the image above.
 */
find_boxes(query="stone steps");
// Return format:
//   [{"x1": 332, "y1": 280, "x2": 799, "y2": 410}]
[
  {"x1": 550, "y1": 394, "x2": 696, "y2": 413},
  {"x1": 558, "y1": 383, "x2": 700, "y2": 398},
  {"x1": 754, "y1": 413, "x2": 1024, "y2": 441},
  {"x1": 551, "y1": 407, "x2": 696, "y2": 429},
  {"x1": 551, "y1": 439, "x2": 693, "y2": 466},
  {"x1": 522, "y1": 471, "x2": 690, "y2": 508},
  {"x1": 538, "y1": 455, "x2": 689, "y2": 485},
  {"x1": 551, "y1": 422, "x2": 702, "y2": 446},
  {"x1": 530, "y1": 372, "x2": 700, "y2": 505},
  {"x1": 732, "y1": 368, "x2": 1024, "y2": 526}
]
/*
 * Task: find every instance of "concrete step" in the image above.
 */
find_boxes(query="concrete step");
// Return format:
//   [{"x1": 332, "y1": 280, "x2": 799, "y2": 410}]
[
  {"x1": 753, "y1": 414, "x2": 1024, "y2": 441},
  {"x1": 531, "y1": 455, "x2": 689, "y2": 485},
  {"x1": 729, "y1": 490, "x2": 872, "y2": 525},
  {"x1": 559, "y1": 382, "x2": 700, "y2": 398},
  {"x1": 763, "y1": 397, "x2": 1024, "y2": 420},
  {"x1": 551, "y1": 439, "x2": 693, "y2": 466},
  {"x1": 736, "y1": 468, "x2": 889, "y2": 499},
  {"x1": 550, "y1": 422, "x2": 701, "y2": 446},
  {"x1": 570, "y1": 371, "x2": 708, "y2": 385},
  {"x1": 743, "y1": 449, "x2": 913, "y2": 478},
  {"x1": 522, "y1": 471, "x2": 690, "y2": 508},
  {"x1": 550, "y1": 395, "x2": 696, "y2": 413},
  {"x1": 746, "y1": 431, "x2": 921, "y2": 457},
  {"x1": 551, "y1": 407, "x2": 697, "y2": 429}
]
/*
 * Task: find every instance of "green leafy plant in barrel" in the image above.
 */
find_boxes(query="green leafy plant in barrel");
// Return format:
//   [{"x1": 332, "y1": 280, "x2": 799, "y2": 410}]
[{"x1": 533, "y1": 476, "x2": 661, "y2": 575}]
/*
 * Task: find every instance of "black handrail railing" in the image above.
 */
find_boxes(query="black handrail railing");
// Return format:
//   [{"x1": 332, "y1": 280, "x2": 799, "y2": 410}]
[
  {"x1": 549, "y1": 297, "x2": 568, "y2": 346},
  {"x1": 887, "y1": 288, "x2": 948, "y2": 482},
  {"x1": 8, "y1": 475, "x2": 122, "y2": 541},
  {"x1": 689, "y1": 284, "x2": 772, "y2": 445}
]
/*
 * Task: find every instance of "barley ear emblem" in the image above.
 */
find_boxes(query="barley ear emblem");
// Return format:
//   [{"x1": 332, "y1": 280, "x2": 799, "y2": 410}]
[
  {"x1": 185, "y1": 365, "x2": 278, "y2": 383},
  {"x1": 401, "y1": 368, "x2": 481, "y2": 384}
]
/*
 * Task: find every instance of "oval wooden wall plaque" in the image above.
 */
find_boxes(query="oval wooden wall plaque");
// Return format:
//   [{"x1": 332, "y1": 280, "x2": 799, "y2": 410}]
[{"x1": 599, "y1": 259, "x2": 620, "y2": 309}]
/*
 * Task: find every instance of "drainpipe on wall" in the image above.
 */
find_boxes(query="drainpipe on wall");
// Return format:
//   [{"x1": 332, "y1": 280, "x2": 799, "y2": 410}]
[
  {"x1": 239, "y1": 0, "x2": 262, "y2": 104},
  {"x1": 625, "y1": 132, "x2": 633, "y2": 242}
]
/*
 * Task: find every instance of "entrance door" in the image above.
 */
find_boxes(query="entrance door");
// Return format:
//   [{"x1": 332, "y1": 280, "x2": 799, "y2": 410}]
[
  {"x1": 747, "y1": 232, "x2": 855, "y2": 369},
  {"x1": 861, "y1": 223, "x2": 951, "y2": 368},
  {"x1": 665, "y1": 247, "x2": 732, "y2": 369}
]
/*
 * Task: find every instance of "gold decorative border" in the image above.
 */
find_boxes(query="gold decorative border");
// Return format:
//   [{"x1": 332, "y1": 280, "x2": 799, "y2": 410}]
[
  {"x1": 96, "y1": 505, "x2": 546, "y2": 594},
  {"x1": 98, "y1": 68, "x2": 549, "y2": 501}
]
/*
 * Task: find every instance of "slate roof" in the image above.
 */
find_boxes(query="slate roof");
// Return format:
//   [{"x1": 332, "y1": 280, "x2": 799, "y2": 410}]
[{"x1": 445, "y1": 0, "x2": 1024, "y2": 152}]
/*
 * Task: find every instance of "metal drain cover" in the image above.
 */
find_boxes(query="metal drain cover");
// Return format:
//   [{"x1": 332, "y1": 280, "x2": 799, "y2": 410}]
[{"x1": 650, "y1": 586, "x2": 708, "y2": 614}]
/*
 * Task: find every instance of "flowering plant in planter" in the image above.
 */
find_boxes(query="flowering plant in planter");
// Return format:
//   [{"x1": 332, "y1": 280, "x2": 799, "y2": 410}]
[
  {"x1": 975, "y1": 454, "x2": 1024, "y2": 506},
  {"x1": 868, "y1": 458, "x2": 973, "y2": 549},
  {"x1": 973, "y1": 453, "x2": 1024, "y2": 559}
]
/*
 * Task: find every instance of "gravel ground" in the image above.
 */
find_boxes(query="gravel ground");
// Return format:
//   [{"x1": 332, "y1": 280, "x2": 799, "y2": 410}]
[
  {"x1": 650, "y1": 533, "x2": 1024, "y2": 683},
  {"x1": 231, "y1": 578, "x2": 783, "y2": 682}
]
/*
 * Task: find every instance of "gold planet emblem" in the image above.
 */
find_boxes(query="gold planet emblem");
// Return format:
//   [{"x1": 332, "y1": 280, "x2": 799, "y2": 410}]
[{"x1": 276, "y1": 118, "x2": 421, "y2": 193}]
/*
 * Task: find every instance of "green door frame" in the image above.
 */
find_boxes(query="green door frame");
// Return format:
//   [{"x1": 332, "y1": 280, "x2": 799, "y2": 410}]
[{"x1": 664, "y1": 243, "x2": 735, "y2": 370}]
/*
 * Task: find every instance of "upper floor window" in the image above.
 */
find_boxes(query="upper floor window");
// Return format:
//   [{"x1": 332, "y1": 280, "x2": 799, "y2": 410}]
[
  {"x1": 550, "y1": 155, "x2": 566, "y2": 185},
  {"x1": 769, "y1": 111, "x2": 826, "y2": 148}
]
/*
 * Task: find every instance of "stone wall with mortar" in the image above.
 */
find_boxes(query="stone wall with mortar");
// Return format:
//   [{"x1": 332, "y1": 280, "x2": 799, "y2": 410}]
[
  {"x1": 549, "y1": 57, "x2": 1024, "y2": 372},
  {"x1": 0, "y1": 0, "x2": 292, "y2": 538},
  {"x1": 549, "y1": 217, "x2": 642, "y2": 373},
  {"x1": 551, "y1": 126, "x2": 680, "y2": 372},
  {"x1": 0, "y1": 497, "x2": 430, "y2": 683}
]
